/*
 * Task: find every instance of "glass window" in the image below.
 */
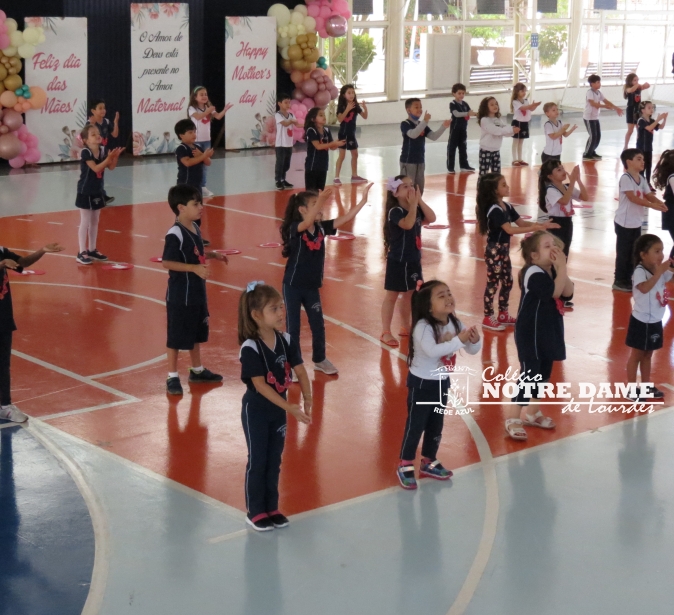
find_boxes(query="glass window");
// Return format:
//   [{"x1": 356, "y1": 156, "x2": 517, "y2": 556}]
[
  {"x1": 539, "y1": 0, "x2": 570, "y2": 18},
  {"x1": 354, "y1": 0, "x2": 388, "y2": 21},
  {"x1": 466, "y1": 0, "x2": 507, "y2": 19},
  {"x1": 536, "y1": 25, "x2": 568, "y2": 82},
  {"x1": 403, "y1": 24, "x2": 462, "y2": 92},
  {"x1": 623, "y1": 25, "x2": 665, "y2": 79}
]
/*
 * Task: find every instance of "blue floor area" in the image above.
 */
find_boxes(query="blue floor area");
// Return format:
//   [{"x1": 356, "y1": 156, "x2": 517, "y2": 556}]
[{"x1": 0, "y1": 426, "x2": 94, "y2": 615}]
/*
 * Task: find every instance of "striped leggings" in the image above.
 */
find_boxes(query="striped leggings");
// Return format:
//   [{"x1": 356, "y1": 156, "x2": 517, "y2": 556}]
[{"x1": 583, "y1": 119, "x2": 601, "y2": 157}]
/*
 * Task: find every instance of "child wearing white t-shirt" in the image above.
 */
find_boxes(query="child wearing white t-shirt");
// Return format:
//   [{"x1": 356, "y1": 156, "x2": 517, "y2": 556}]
[
  {"x1": 510, "y1": 83, "x2": 540, "y2": 166},
  {"x1": 583, "y1": 75, "x2": 623, "y2": 160},
  {"x1": 275, "y1": 94, "x2": 300, "y2": 190},
  {"x1": 541, "y1": 103, "x2": 577, "y2": 164},
  {"x1": 613, "y1": 149, "x2": 666, "y2": 292},
  {"x1": 625, "y1": 233, "x2": 674, "y2": 401}
]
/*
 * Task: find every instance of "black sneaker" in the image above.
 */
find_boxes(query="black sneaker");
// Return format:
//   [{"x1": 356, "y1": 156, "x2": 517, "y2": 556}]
[
  {"x1": 76, "y1": 252, "x2": 92, "y2": 265},
  {"x1": 447, "y1": 169, "x2": 456, "y2": 174},
  {"x1": 460, "y1": 166, "x2": 476, "y2": 172},
  {"x1": 592, "y1": 154, "x2": 603, "y2": 160},
  {"x1": 87, "y1": 249, "x2": 108, "y2": 261},
  {"x1": 188, "y1": 367, "x2": 223, "y2": 383},
  {"x1": 166, "y1": 377, "x2": 183, "y2": 395},
  {"x1": 649, "y1": 386, "x2": 665, "y2": 399},
  {"x1": 202, "y1": 238, "x2": 210, "y2": 246},
  {"x1": 276, "y1": 181, "x2": 284, "y2": 190},
  {"x1": 582, "y1": 155, "x2": 596, "y2": 161},
  {"x1": 105, "y1": 196, "x2": 115, "y2": 204},
  {"x1": 564, "y1": 300, "x2": 574, "y2": 308},
  {"x1": 282, "y1": 180, "x2": 294, "y2": 188},
  {"x1": 612, "y1": 283, "x2": 632, "y2": 293},
  {"x1": 268, "y1": 512, "x2": 289, "y2": 528},
  {"x1": 246, "y1": 515, "x2": 274, "y2": 532}
]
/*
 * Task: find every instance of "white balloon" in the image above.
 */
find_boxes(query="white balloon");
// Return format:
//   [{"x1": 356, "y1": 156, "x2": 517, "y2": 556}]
[
  {"x1": 9, "y1": 31, "x2": 24, "y2": 47},
  {"x1": 5, "y1": 19, "x2": 18, "y2": 33},
  {"x1": 287, "y1": 23, "x2": 297, "y2": 37},
  {"x1": 296, "y1": 24, "x2": 306, "y2": 34},
  {"x1": 289, "y1": 37, "x2": 297, "y2": 46},
  {"x1": 303, "y1": 16, "x2": 317, "y2": 32},
  {"x1": 294, "y1": 4, "x2": 308, "y2": 16},
  {"x1": 267, "y1": 3, "x2": 291, "y2": 27},
  {"x1": 277, "y1": 36, "x2": 290, "y2": 49},
  {"x1": 290, "y1": 10, "x2": 305, "y2": 25},
  {"x1": 18, "y1": 43, "x2": 36, "y2": 59},
  {"x1": 22, "y1": 27, "x2": 41, "y2": 45},
  {"x1": 279, "y1": 26, "x2": 288, "y2": 37},
  {"x1": 280, "y1": 46, "x2": 290, "y2": 60},
  {"x1": 2, "y1": 46, "x2": 17, "y2": 57}
]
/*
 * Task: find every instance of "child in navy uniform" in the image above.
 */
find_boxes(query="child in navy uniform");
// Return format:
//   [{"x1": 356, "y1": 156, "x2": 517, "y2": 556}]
[
  {"x1": 397, "y1": 279, "x2": 481, "y2": 489},
  {"x1": 334, "y1": 84, "x2": 368, "y2": 185},
  {"x1": 447, "y1": 83, "x2": 476, "y2": 174},
  {"x1": 626, "y1": 234, "x2": 674, "y2": 401},
  {"x1": 506, "y1": 231, "x2": 574, "y2": 441},
  {"x1": 1, "y1": 243, "x2": 64, "y2": 424},
  {"x1": 400, "y1": 98, "x2": 450, "y2": 193},
  {"x1": 75, "y1": 124, "x2": 123, "y2": 265},
  {"x1": 381, "y1": 176, "x2": 437, "y2": 348},
  {"x1": 623, "y1": 73, "x2": 650, "y2": 150},
  {"x1": 281, "y1": 183, "x2": 372, "y2": 375},
  {"x1": 162, "y1": 185, "x2": 227, "y2": 396},
  {"x1": 635, "y1": 101, "x2": 668, "y2": 188},
  {"x1": 304, "y1": 107, "x2": 344, "y2": 191},
  {"x1": 653, "y1": 150, "x2": 674, "y2": 244},
  {"x1": 238, "y1": 282, "x2": 312, "y2": 531},
  {"x1": 89, "y1": 99, "x2": 120, "y2": 204}
]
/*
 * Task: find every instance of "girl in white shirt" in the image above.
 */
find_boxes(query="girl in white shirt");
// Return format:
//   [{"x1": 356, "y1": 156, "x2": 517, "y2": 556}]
[
  {"x1": 397, "y1": 279, "x2": 481, "y2": 490},
  {"x1": 187, "y1": 86, "x2": 232, "y2": 196},
  {"x1": 625, "y1": 234, "x2": 674, "y2": 401},
  {"x1": 510, "y1": 83, "x2": 540, "y2": 166},
  {"x1": 477, "y1": 97, "x2": 520, "y2": 175}
]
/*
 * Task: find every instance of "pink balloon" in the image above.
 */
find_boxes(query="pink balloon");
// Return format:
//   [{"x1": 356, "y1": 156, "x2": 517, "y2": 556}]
[
  {"x1": 318, "y1": 83, "x2": 326, "y2": 91},
  {"x1": 302, "y1": 97, "x2": 315, "y2": 109},
  {"x1": 292, "y1": 88, "x2": 305, "y2": 101},
  {"x1": 310, "y1": 69, "x2": 323, "y2": 80},
  {"x1": 9, "y1": 155, "x2": 25, "y2": 169},
  {"x1": 0, "y1": 126, "x2": 8, "y2": 134},
  {"x1": 18, "y1": 142, "x2": 27, "y2": 155},
  {"x1": 314, "y1": 90, "x2": 331, "y2": 107},
  {"x1": 330, "y1": 86, "x2": 339, "y2": 98},
  {"x1": 300, "y1": 78, "x2": 318, "y2": 97},
  {"x1": 307, "y1": 3, "x2": 320, "y2": 17},
  {"x1": 326, "y1": 15, "x2": 348, "y2": 37},
  {"x1": 26, "y1": 135, "x2": 38, "y2": 147},
  {"x1": 0, "y1": 133, "x2": 21, "y2": 160},
  {"x1": 319, "y1": 5, "x2": 331, "y2": 18},
  {"x1": 2, "y1": 110, "x2": 23, "y2": 131},
  {"x1": 21, "y1": 102, "x2": 31, "y2": 112},
  {"x1": 0, "y1": 34, "x2": 9, "y2": 49},
  {"x1": 17, "y1": 123, "x2": 28, "y2": 135},
  {"x1": 24, "y1": 148, "x2": 41, "y2": 164},
  {"x1": 334, "y1": 0, "x2": 350, "y2": 14},
  {"x1": 0, "y1": 10, "x2": 6, "y2": 19},
  {"x1": 315, "y1": 16, "x2": 325, "y2": 27}
]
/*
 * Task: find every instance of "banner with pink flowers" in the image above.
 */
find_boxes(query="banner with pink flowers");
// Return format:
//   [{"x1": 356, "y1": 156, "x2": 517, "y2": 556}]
[
  {"x1": 224, "y1": 17, "x2": 277, "y2": 150},
  {"x1": 24, "y1": 17, "x2": 88, "y2": 164},
  {"x1": 130, "y1": 3, "x2": 189, "y2": 155}
]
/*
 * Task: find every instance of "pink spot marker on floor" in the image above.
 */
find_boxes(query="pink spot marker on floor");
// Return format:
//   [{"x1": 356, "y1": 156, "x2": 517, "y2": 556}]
[
  {"x1": 259, "y1": 243, "x2": 282, "y2": 248},
  {"x1": 328, "y1": 234, "x2": 354, "y2": 241},
  {"x1": 520, "y1": 215, "x2": 532, "y2": 220},
  {"x1": 215, "y1": 249, "x2": 242, "y2": 255},
  {"x1": 101, "y1": 263, "x2": 134, "y2": 271},
  {"x1": 149, "y1": 257, "x2": 163, "y2": 262},
  {"x1": 11, "y1": 269, "x2": 45, "y2": 276},
  {"x1": 423, "y1": 224, "x2": 450, "y2": 230}
]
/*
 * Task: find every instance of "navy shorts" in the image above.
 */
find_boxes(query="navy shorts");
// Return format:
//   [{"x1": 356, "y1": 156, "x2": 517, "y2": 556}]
[
  {"x1": 511, "y1": 120, "x2": 529, "y2": 139},
  {"x1": 76, "y1": 192, "x2": 106, "y2": 210},
  {"x1": 167, "y1": 302, "x2": 209, "y2": 350},
  {"x1": 384, "y1": 259, "x2": 423, "y2": 292},
  {"x1": 625, "y1": 315, "x2": 663, "y2": 351},
  {"x1": 338, "y1": 130, "x2": 358, "y2": 150}
]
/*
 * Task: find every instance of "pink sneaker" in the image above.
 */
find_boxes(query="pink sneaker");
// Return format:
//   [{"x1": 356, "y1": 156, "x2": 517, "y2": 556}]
[
  {"x1": 351, "y1": 175, "x2": 368, "y2": 183},
  {"x1": 482, "y1": 316, "x2": 505, "y2": 331},
  {"x1": 333, "y1": 178, "x2": 342, "y2": 185},
  {"x1": 497, "y1": 311, "x2": 516, "y2": 326}
]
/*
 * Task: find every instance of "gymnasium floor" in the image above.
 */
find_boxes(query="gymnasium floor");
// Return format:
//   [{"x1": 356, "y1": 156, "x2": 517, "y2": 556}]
[{"x1": 2, "y1": 115, "x2": 674, "y2": 615}]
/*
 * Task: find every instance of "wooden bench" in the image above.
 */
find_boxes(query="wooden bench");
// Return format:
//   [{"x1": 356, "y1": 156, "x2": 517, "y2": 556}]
[
  {"x1": 470, "y1": 63, "x2": 530, "y2": 86},
  {"x1": 584, "y1": 62, "x2": 639, "y2": 79}
]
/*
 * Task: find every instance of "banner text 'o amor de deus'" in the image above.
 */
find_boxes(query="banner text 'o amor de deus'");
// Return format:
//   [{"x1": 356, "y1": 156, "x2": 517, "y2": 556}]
[
  {"x1": 131, "y1": 3, "x2": 189, "y2": 155},
  {"x1": 225, "y1": 17, "x2": 277, "y2": 150},
  {"x1": 24, "y1": 17, "x2": 88, "y2": 164}
]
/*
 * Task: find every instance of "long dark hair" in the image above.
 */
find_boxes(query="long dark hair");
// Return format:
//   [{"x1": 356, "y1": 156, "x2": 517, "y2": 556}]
[
  {"x1": 237, "y1": 284, "x2": 283, "y2": 344},
  {"x1": 653, "y1": 149, "x2": 674, "y2": 190},
  {"x1": 408, "y1": 280, "x2": 461, "y2": 367},
  {"x1": 475, "y1": 173, "x2": 504, "y2": 235},
  {"x1": 383, "y1": 175, "x2": 406, "y2": 254},
  {"x1": 280, "y1": 191, "x2": 317, "y2": 258},
  {"x1": 336, "y1": 84, "x2": 360, "y2": 115},
  {"x1": 477, "y1": 96, "x2": 499, "y2": 123},
  {"x1": 304, "y1": 107, "x2": 322, "y2": 134},
  {"x1": 633, "y1": 233, "x2": 663, "y2": 268},
  {"x1": 188, "y1": 86, "x2": 208, "y2": 113},
  {"x1": 510, "y1": 83, "x2": 527, "y2": 112},
  {"x1": 538, "y1": 159, "x2": 563, "y2": 213},
  {"x1": 623, "y1": 72, "x2": 638, "y2": 97}
]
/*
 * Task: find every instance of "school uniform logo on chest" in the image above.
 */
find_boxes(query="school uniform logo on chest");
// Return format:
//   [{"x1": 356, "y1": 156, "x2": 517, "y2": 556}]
[
  {"x1": 656, "y1": 287, "x2": 670, "y2": 307},
  {"x1": 635, "y1": 190, "x2": 642, "y2": 198},
  {"x1": 302, "y1": 232, "x2": 324, "y2": 251},
  {"x1": 194, "y1": 246, "x2": 206, "y2": 264}
]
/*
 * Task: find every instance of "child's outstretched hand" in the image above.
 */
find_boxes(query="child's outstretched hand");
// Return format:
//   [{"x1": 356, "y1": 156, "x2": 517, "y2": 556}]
[
  {"x1": 114, "y1": 112, "x2": 120, "y2": 123},
  {"x1": 224, "y1": 102, "x2": 234, "y2": 114},
  {"x1": 332, "y1": 140, "x2": 347, "y2": 149},
  {"x1": 458, "y1": 326, "x2": 474, "y2": 343},
  {"x1": 569, "y1": 165, "x2": 580, "y2": 182},
  {"x1": 43, "y1": 243, "x2": 64, "y2": 253},
  {"x1": 542, "y1": 221, "x2": 561, "y2": 230},
  {"x1": 207, "y1": 251, "x2": 229, "y2": 264},
  {"x1": 468, "y1": 326, "x2": 481, "y2": 344},
  {"x1": 0, "y1": 259, "x2": 19, "y2": 270},
  {"x1": 193, "y1": 264, "x2": 209, "y2": 279},
  {"x1": 108, "y1": 147, "x2": 124, "y2": 158},
  {"x1": 423, "y1": 112, "x2": 431, "y2": 122},
  {"x1": 317, "y1": 186, "x2": 335, "y2": 202},
  {"x1": 358, "y1": 182, "x2": 374, "y2": 206},
  {"x1": 512, "y1": 126, "x2": 521, "y2": 134},
  {"x1": 443, "y1": 119, "x2": 451, "y2": 128},
  {"x1": 287, "y1": 403, "x2": 311, "y2": 424},
  {"x1": 204, "y1": 148, "x2": 215, "y2": 158}
]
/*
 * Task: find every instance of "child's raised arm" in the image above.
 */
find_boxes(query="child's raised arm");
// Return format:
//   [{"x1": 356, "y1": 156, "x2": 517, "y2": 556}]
[
  {"x1": 417, "y1": 191, "x2": 437, "y2": 224},
  {"x1": 359, "y1": 100, "x2": 368, "y2": 120},
  {"x1": 333, "y1": 183, "x2": 373, "y2": 228},
  {"x1": 112, "y1": 112, "x2": 120, "y2": 138},
  {"x1": 213, "y1": 102, "x2": 233, "y2": 120},
  {"x1": 17, "y1": 243, "x2": 64, "y2": 268},
  {"x1": 563, "y1": 124, "x2": 578, "y2": 137}
]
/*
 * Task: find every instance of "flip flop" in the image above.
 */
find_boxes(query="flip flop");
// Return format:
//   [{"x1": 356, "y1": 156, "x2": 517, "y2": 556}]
[
  {"x1": 505, "y1": 418, "x2": 528, "y2": 441},
  {"x1": 398, "y1": 327, "x2": 410, "y2": 337},
  {"x1": 523, "y1": 411, "x2": 556, "y2": 429},
  {"x1": 380, "y1": 332, "x2": 399, "y2": 347}
]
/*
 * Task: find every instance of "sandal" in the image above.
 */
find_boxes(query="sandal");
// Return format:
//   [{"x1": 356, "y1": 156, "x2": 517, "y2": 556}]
[
  {"x1": 398, "y1": 327, "x2": 410, "y2": 337},
  {"x1": 380, "y1": 332, "x2": 399, "y2": 347},
  {"x1": 523, "y1": 410, "x2": 556, "y2": 429},
  {"x1": 505, "y1": 418, "x2": 528, "y2": 441},
  {"x1": 397, "y1": 464, "x2": 417, "y2": 490}
]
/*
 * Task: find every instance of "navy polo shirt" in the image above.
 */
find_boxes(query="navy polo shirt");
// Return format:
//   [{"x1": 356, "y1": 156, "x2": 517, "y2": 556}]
[
  {"x1": 162, "y1": 221, "x2": 207, "y2": 306},
  {"x1": 94, "y1": 118, "x2": 112, "y2": 149},
  {"x1": 486, "y1": 202, "x2": 520, "y2": 244},
  {"x1": 305, "y1": 127, "x2": 333, "y2": 172},
  {"x1": 450, "y1": 100, "x2": 471, "y2": 134},
  {"x1": 282, "y1": 220, "x2": 337, "y2": 288},
  {"x1": 77, "y1": 147, "x2": 106, "y2": 195},
  {"x1": 387, "y1": 206, "x2": 425, "y2": 263},
  {"x1": 176, "y1": 143, "x2": 204, "y2": 188},
  {"x1": 400, "y1": 119, "x2": 431, "y2": 165},
  {"x1": 636, "y1": 117, "x2": 659, "y2": 153},
  {"x1": 0, "y1": 247, "x2": 21, "y2": 331}
]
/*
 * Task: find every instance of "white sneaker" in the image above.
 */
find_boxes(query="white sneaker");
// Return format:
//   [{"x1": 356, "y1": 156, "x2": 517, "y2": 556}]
[
  {"x1": 314, "y1": 359, "x2": 339, "y2": 375},
  {"x1": 0, "y1": 404, "x2": 28, "y2": 423},
  {"x1": 202, "y1": 187, "x2": 214, "y2": 197}
]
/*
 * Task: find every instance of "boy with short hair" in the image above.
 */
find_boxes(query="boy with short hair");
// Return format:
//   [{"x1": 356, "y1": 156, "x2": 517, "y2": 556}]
[
  {"x1": 400, "y1": 98, "x2": 451, "y2": 193},
  {"x1": 583, "y1": 75, "x2": 623, "y2": 160},
  {"x1": 162, "y1": 185, "x2": 228, "y2": 395},
  {"x1": 612, "y1": 149, "x2": 667, "y2": 292},
  {"x1": 447, "y1": 83, "x2": 476, "y2": 174},
  {"x1": 275, "y1": 93, "x2": 300, "y2": 190},
  {"x1": 541, "y1": 102, "x2": 577, "y2": 163},
  {"x1": 89, "y1": 99, "x2": 120, "y2": 204}
]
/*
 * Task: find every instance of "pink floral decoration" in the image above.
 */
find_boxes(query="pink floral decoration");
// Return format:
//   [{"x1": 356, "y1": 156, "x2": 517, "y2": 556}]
[{"x1": 161, "y1": 3, "x2": 180, "y2": 17}]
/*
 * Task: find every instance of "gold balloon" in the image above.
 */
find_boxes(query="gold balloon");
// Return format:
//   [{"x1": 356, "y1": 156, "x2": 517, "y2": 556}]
[
  {"x1": 287, "y1": 44, "x2": 303, "y2": 61},
  {"x1": 296, "y1": 34, "x2": 308, "y2": 44},
  {"x1": 306, "y1": 48, "x2": 320, "y2": 63},
  {"x1": 307, "y1": 33, "x2": 317, "y2": 45},
  {"x1": 3, "y1": 74, "x2": 22, "y2": 91},
  {"x1": 10, "y1": 58, "x2": 22, "y2": 71},
  {"x1": 0, "y1": 66, "x2": 7, "y2": 81},
  {"x1": 0, "y1": 83, "x2": 4, "y2": 95},
  {"x1": 291, "y1": 59, "x2": 307, "y2": 71},
  {"x1": 281, "y1": 59, "x2": 292, "y2": 72}
]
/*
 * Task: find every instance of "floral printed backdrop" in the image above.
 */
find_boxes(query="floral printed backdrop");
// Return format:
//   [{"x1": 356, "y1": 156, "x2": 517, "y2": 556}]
[
  {"x1": 224, "y1": 17, "x2": 277, "y2": 150},
  {"x1": 24, "y1": 17, "x2": 88, "y2": 163}
]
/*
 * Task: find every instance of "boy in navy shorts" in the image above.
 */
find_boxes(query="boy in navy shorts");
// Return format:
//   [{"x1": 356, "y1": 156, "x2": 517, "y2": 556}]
[
  {"x1": 162, "y1": 185, "x2": 228, "y2": 395},
  {"x1": 400, "y1": 98, "x2": 451, "y2": 193},
  {"x1": 89, "y1": 99, "x2": 120, "y2": 204}
]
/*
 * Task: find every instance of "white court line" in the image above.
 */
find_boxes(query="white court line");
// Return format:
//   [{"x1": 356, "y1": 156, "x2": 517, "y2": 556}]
[
  {"x1": 16, "y1": 218, "x2": 33, "y2": 222},
  {"x1": 47, "y1": 221, "x2": 63, "y2": 225},
  {"x1": 268, "y1": 262, "x2": 284, "y2": 268},
  {"x1": 89, "y1": 354, "x2": 167, "y2": 380},
  {"x1": 355, "y1": 284, "x2": 374, "y2": 290},
  {"x1": 325, "y1": 276, "x2": 343, "y2": 282},
  {"x1": 94, "y1": 299, "x2": 131, "y2": 312},
  {"x1": 241, "y1": 256, "x2": 258, "y2": 260},
  {"x1": 660, "y1": 383, "x2": 674, "y2": 392},
  {"x1": 105, "y1": 229, "x2": 121, "y2": 234},
  {"x1": 133, "y1": 234, "x2": 148, "y2": 238},
  {"x1": 39, "y1": 400, "x2": 137, "y2": 421}
]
